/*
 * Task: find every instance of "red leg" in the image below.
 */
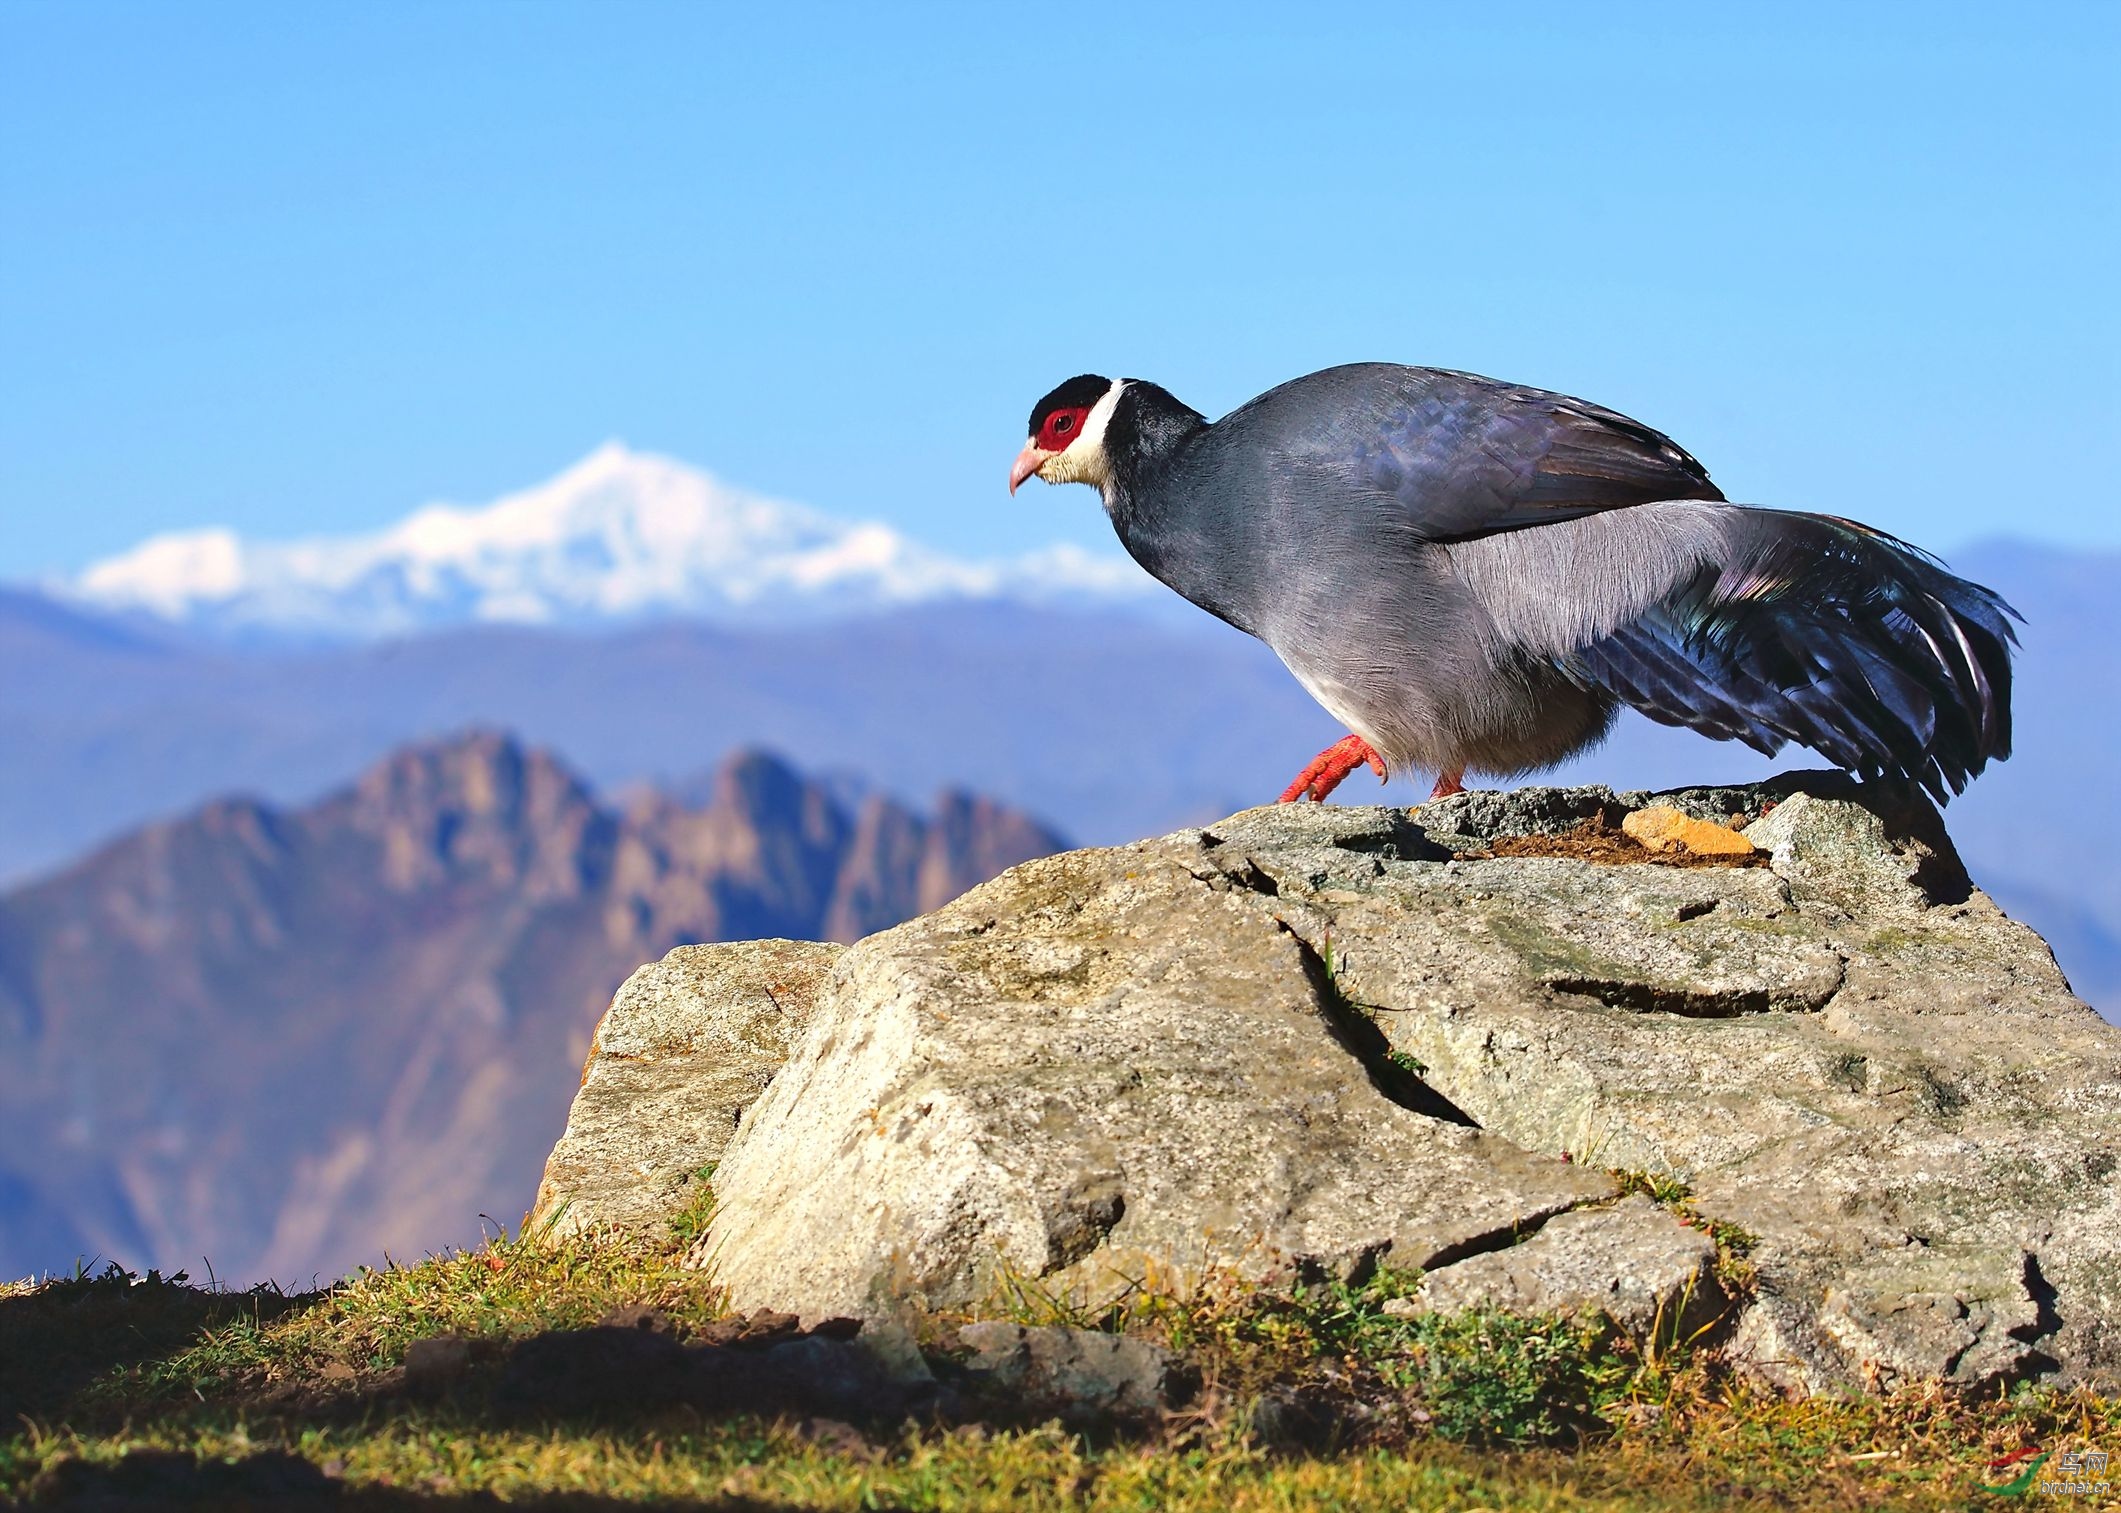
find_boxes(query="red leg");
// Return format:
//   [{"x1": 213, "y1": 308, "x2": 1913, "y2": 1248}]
[
  {"x1": 1428, "y1": 769, "x2": 1465, "y2": 800},
  {"x1": 1277, "y1": 734, "x2": 1389, "y2": 804}
]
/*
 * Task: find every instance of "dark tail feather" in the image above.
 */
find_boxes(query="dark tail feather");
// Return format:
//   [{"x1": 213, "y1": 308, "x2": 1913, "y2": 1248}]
[{"x1": 1571, "y1": 511, "x2": 2020, "y2": 802}]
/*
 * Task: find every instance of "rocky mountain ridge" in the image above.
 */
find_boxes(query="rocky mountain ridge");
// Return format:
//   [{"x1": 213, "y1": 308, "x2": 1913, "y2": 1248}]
[{"x1": 0, "y1": 732, "x2": 1064, "y2": 1286}]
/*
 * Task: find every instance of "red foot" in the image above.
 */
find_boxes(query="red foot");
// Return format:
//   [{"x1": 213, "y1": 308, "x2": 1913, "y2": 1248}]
[
  {"x1": 1278, "y1": 734, "x2": 1389, "y2": 804},
  {"x1": 1429, "y1": 769, "x2": 1465, "y2": 800}
]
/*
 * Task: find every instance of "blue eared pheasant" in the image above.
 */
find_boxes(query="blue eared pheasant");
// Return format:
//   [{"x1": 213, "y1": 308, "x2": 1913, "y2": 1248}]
[{"x1": 1009, "y1": 365, "x2": 2017, "y2": 804}]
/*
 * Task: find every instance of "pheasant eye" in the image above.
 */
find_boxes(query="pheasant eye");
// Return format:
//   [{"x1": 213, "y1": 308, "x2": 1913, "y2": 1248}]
[{"x1": 1053, "y1": 415, "x2": 1074, "y2": 433}]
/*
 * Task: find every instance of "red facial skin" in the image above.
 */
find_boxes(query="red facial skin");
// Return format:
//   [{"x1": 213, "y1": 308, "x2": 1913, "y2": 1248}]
[
  {"x1": 1036, "y1": 406, "x2": 1090, "y2": 450},
  {"x1": 1009, "y1": 405, "x2": 1094, "y2": 494}
]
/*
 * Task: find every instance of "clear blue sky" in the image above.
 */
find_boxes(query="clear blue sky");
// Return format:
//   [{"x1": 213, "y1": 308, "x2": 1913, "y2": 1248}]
[{"x1": 2, "y1": 1, "x2": 2115, "y2": 580}]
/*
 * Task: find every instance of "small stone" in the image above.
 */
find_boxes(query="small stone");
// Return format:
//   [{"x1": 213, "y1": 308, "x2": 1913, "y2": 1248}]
[
  {"x1": 956, "y1": 1323, "x2": 1175, "y2": 1424},
  {"x1": 689, "y1": 1332, "x2": 935, "y2": 1422},
  {"x1": 739, "y1": 1307, "x2": 802, "y2": 1343},
  {"x1": 793, "y1": 1417, "x2": 875, "y2": 1457},
  {"x1": 1622, "y1": 805, "x2": 1758, "y2": 857},
  {"x1": 1741, "y1": 789, "x2": 1969, "y2": 908},
  {"x1": 693, "y1": 1306, "x2": 802, "y2": 1349},
  {"x1": 599, "y1": 1302, "x2": 677, "y2": 1333},
  {"x1": 497, "y1": 1326, "x2": 687, "y2": 1413},
  {"x1": 402, "y1": 1335, "x2": 471, "y2": 1388},
  {"x1": 1245, "y1": 1385, "x2": 1368, "y2": 1451}
]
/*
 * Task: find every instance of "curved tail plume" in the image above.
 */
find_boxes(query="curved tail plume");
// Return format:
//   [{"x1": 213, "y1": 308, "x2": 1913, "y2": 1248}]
[{"x1": 1570, "y1": 512, "x2": 2019, "y2": 802}]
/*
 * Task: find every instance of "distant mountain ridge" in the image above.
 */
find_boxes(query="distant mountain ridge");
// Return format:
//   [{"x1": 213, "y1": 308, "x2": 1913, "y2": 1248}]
[
  {"x1": 0, "y1": 732, "x2": 1064, "y2": 1287},
  {"x1": 63, "y1": 443, "x2": 1157, "y2": 640}
]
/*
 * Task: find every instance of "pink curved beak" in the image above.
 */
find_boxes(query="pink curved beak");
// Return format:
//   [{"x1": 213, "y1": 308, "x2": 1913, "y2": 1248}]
[{"x1": 1008, "y1": 443, "x2": 1049, "y2": 495}]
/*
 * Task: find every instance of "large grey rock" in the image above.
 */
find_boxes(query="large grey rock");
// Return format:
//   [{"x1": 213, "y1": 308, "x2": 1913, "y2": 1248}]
[
  {"x1": 534, "y1": 775, "x2": 2121, "y2": 1394},
  {"x1": 693, "y1": 840, "x2": 1610, "y2": 1317},
  {"x1": 529, "y1": 939, "x2": 842, "y2": 1236}
]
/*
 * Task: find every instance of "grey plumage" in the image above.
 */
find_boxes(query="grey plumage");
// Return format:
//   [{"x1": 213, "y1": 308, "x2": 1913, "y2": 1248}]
[{"x1": 1019, "y1": 363, "x2": 2018, "y2": 801}]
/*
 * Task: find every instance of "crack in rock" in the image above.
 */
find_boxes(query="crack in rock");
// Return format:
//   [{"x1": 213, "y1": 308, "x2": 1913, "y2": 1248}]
[
  {"x1": 1287, "y1": 926, "x2": 1480, "y2": 1128},
  {"x1": 1546, "y1": 953, "x2": 1845, "y2": 1018},
  {"x1": 1408, "y1": 1196, "x2": 1601, "y2": 1273}
]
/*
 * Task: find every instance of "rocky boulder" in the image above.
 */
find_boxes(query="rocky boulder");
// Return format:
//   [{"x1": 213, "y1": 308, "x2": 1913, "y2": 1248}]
[{"x1": 534, "y1": 775, "x2": 2121, "y2": 1395}]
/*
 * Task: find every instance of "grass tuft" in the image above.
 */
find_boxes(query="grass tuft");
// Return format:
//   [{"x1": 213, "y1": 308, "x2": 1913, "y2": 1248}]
[
  {"x1": 666, "y1": 1163, "x2": 718, "y2": 1251},
  {"x1": 65, "y1": 1221, "x2": 729, "y2": 1416}
]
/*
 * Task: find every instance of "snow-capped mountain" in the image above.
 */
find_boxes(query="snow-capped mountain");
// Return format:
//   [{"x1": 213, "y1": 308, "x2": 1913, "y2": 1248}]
[{"x1": 65, "y1": 442, "x2": 1157, "y2": 640}]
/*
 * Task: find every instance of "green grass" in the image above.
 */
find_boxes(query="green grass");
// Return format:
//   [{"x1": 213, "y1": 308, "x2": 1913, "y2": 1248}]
[
  {"x1": 666, "y1": 1164, "x2": 719, "y2": 1252},
  {"x1": 1608, "y1": 1167, "x2": 1696, "y2": 1209},
  {"x1": 5, "y1": 1226, "x2": 2117, "y2": 1511}
]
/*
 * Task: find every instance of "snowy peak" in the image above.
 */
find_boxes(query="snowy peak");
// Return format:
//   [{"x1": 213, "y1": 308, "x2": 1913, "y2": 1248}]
[{"x1": 67, "y1": 443, "x2": 1154, "y2": 641}]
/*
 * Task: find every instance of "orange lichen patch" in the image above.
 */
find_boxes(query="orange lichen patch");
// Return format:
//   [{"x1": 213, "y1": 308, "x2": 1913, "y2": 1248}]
[
  {"x1": 1621, "y1": 805, "x2": 1760, "y2": 859},
  {"x1": 1474, "y1": 817, "x2": 1765, "y2": 869}
]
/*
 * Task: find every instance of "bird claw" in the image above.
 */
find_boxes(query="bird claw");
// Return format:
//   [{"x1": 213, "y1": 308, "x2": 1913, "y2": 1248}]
[{"x1": 1278, "y1": 735, "x2": 1389, "y2": 804}]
